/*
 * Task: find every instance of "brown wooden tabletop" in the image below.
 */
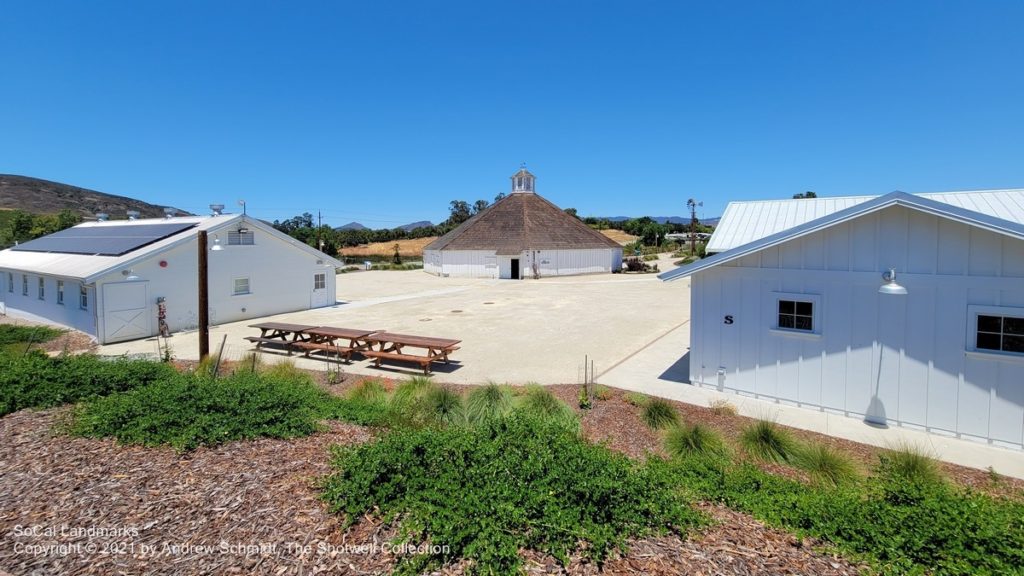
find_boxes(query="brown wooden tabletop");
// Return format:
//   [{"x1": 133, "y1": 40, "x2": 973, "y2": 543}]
[
  {"x1": 248, "y1": 322, "x2": 317, "y2": 332},
  {"x1": 365, "y1": 332, "x2": 461, "y2": 349},
  {"x1": 304, "y1": 327, "x2": 380, "y2": 339}
]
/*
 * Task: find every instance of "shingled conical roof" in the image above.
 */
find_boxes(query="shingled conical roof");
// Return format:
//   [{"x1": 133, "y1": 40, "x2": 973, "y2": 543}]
[{"x1": 425, "y1": 192, "x2": 621, "y2": 255}]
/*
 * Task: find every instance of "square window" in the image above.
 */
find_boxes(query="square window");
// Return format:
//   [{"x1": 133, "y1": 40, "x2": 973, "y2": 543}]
[
  {"x1": 777, "y1": 299, "x2": 815, "y2": 333},
  {"x1": 233, "y1": 278, "x2": 251, "y2": 295},
  {"x1": 971, "y1": 308, "x2": 1024, "y2": 355},
  {"x1": 314, "y1": 273, "x2": 326, "y2": 290}
]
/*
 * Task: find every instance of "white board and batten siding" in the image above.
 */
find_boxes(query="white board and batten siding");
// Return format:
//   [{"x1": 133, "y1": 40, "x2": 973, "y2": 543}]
[
  {"x1": 424, "y1": 248, "x2": 621, "y2": 279},
  {"x1": 690, "y1": 205, "x2": 1024, "y2": 449}
]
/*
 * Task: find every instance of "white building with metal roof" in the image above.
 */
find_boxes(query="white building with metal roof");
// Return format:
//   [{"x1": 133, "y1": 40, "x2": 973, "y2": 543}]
[
  {"x1": 661, "y1": 189, "x2": 1024, "y2": 449},
  {"x1": 0, "y1": 212, "x2": 343, "y2": 344}
]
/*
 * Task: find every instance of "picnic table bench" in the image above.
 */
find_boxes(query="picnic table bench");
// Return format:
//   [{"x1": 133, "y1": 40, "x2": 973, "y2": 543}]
[
  {"x1": 362, "y1": 332, "x2": 461, "y2": 374},
  {"x1": 291, "y1": 327, "x2": 380, "y2": 363},
  {"x1": 245, "y1": 322, "x2": 317, "y2": 354}
]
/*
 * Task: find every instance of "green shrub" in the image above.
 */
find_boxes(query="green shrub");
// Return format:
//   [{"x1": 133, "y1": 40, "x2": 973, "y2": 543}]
[
  {"x1": 465, "y1": 383, "x2": 512, "y2": 425},
  {"x1": 0, "y1": 352, "x2": 176, "y2": 416},
  {"x1": 876, "y1": 444, "x2": 944, "y2": 487},
  {"x1": 261, "y1": 359, "x2": 311, "y2": 383},
  {"x1": 578, "y1": 385, "x2": 592, "y2": 409},
  {"x1": 322, "y1": 414, "x2": 704, "y2": 574},
  {"x1": 517, "y1": 385, "x2": 578, "y2": 432},
  {"x1": 0, "y1": 324, "x2": 63, "y2": 347},
  {"x1": 421, "y1": 386, "x2": 464, "y2": 426},
  {"x1": 624, "y1": 391, "x2": 649, "y2": 406},
  {"x1": 791, "y1": 443, "x2": 859, "y2": 486},
  {"x1": 70, "y1": 371, "x2": 331, "y2": 451},
  {"x1": 665, "y1": 423, "x2": 728, "y2": 460},
  {"x1": 641, "y1": 398, "x2": 680, "y2": 430},
  {"x1": 347, "y1": 379, "x2": 387, "y2": 405},
  {"x1": 740, "y1": 419, "x2": 797, "y2": 463},
  {"x1": 387, "y1": 376, "x2": 436, "y2": 427},
  {"x1": 592, "y1": 384, "x2": 612, "y2": 401}
]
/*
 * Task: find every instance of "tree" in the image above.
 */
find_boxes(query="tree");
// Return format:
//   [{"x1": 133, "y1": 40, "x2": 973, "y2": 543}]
[
  {"x1": 563, "y1": 207, "x2": 580, "y2": 220},
  {"x1": 494, "y1": 192, "x2": 507, "y2": 203},
  {"x1": 447, "y1": 200, "x2": 472, "y2": 226},
  {"x1": 473, "y1": 199, "x2": 489, "y2": 214},
  {"x1": 57, "y1": 209, "x2": 81, "y2": 230},
  {"x1": 793, "y1": 191, "x2": 818, "y2": 199}
]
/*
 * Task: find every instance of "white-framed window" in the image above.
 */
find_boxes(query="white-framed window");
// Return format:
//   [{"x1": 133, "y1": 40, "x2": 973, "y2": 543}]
[
  {"x1": 313, "y1": 272, "x2": 326, "y2": 290},
  {"x1": 6, "y1": 272, "x2": 11, "y2": 293},
  {"x1": 38, "y1": 277, "x2": 45, "y2": 300},
  {"x1": 57, "y1": 280, "x2": 64, "y2": 305},
  {"x1": 79, "y1": 284, "x2": 88, "y2": 310},
  {"x1": 22, "y1": 274, "x2": 28, "y2": 296},
  {"x1": 228, "y1": 230, "x2": 254, "y2": 245},
  {"x1": 233, "y1": 277, "x2": 251, "y2": 295},
  {"x1": 769, "y1": 292, "x2": 822, "y2": 336},
  {"x1": 968, "y1": 305, "x2": 1024, "y2": 356}
]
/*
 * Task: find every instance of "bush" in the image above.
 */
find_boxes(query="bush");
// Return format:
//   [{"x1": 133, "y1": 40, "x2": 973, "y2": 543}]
[
  {"x1": 740, "y1": 419, "x2": 797, "y2": 463},
  {"x1": 641, "y1": 398, "x2": 680, "y2": 430},
  {"x1": 0, "y1": 324, "x2": 63, "y2": 347},
  {"x1": 0, "y1": 352, "x2": 176, "y2": 416},
  {"x1": 70, "y1": 371, "x2": 332, "y2": 451},
  {"x1": 421, "y1": 386, "x2": 464, "y2": 426},
  {"x1": 665, "y1": 423, "x2": 728, "y2": 460},
  {"x1": 708, "y1": 398, "x2": 737, "y2": 416},
  {"x1": 517, "y1": 385, "x2": 578, "y2": 432},
  {"x1": 347, "y1": 379, "x2": 387, "y2": 405},
  {"x1": 592, "y1": 384, "x2": 613, "y2": 401},
  {"x1": 387, "y1": 376, "x2": 436, "y2": 427},
  {"x1": 466, "y1": 383, "x2": 512, "y2": 425},
  {"x1": 791, "y1": 443, "x2": 859, "y2": 486},
  {"x1": 876, "y1": 444, "x2": 945, "y2": 487},
  {"x1": 322, "y1": 414, "x2": 704, "y2": 574},
  {"x1": 624, "y1": 391, "x2": 648, "y2": 406}
]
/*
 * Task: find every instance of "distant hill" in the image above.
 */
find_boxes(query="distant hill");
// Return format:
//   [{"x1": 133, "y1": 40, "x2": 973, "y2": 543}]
[
  {"x1": 399, "y1": 220, "x2": 433, "y2": 232},
  {"x1": 600, "y1": 216, "x2": 719, "y2": 226},
  {"x1": 0, "y1": 174, "x2": 189, "y2": 219},
  {"x1": 335, "y1": 222, "x2": 368, "y2": 231}
]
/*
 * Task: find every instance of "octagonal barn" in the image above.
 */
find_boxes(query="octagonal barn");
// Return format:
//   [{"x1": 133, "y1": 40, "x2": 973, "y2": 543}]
[{"x1": 423, "y1": 168, "x2": 623, "y2": 279}]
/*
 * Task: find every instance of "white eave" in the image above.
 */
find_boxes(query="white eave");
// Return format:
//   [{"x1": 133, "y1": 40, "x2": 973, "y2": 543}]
[{"x1": 659, "y1": 190, "x2": 1024, "y2": 282}]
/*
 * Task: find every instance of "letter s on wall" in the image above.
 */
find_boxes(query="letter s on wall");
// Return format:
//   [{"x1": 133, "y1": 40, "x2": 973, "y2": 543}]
[{"x1": 723, "y1": 315, "x2": 734, "y2": 325}]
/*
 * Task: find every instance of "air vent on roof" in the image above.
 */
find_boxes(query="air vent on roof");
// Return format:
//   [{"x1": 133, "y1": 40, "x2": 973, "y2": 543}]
[
  {"x1": 96, "y1": 213, "x2": 109, "y2": 221},
  {"x1": 163, "y1": 208, "x2": 176, "y2": 219},
  {"x1": 126, "y1": 210, "x2": 140, "y2": 220},
  {"x1": 209, "y1": 203, "x2": 225, "y2": 216}
]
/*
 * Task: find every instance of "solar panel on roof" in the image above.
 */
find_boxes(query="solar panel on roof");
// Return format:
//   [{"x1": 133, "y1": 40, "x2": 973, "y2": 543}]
[{"x1": 11, "y1": 222, "x2": 198, "y2": 256}]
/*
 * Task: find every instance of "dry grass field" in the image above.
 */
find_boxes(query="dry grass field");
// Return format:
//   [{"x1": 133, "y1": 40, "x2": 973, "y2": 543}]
[
  {"x1": 338, "y1": 237, "x2": 436, "y2": 258},
  {"x1": 600, "y1": 229, "x2": 638, "y2": 245}
]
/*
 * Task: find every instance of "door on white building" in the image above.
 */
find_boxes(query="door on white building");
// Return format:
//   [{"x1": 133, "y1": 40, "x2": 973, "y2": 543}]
[
  {"x1": 311, "y1": 271, "x2": 330, "y2": 308},
  {"x1": 102, "y1": 281, "x2": 151, "y2": 343}
]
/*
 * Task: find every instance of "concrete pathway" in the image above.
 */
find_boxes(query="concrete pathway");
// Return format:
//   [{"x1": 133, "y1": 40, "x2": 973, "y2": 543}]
[{"x1": 596, "y1": 322, "x2": 1024, "y2": 480}]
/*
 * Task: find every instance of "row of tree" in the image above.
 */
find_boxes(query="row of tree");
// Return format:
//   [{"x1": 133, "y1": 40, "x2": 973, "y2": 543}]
[{"x1": 0, "y1": 210, "x2": 82, "y2": 249}]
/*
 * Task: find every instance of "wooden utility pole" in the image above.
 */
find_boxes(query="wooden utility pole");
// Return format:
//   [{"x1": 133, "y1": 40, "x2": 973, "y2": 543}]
[{"x1": 198, "y1": 230, "x2": 210, "y2": 360}]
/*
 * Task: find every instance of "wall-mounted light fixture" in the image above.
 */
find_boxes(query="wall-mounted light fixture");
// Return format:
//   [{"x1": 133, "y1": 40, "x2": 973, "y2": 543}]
[
  {"x1": 878, "y1": 268, "x2": 907, "y2": 295},
  {"x1": 211, "y1": 235, "x2": 224, "y2": 251},
  {"x1": 121, "y1": 269, "x2": 140, "y2": 281}
]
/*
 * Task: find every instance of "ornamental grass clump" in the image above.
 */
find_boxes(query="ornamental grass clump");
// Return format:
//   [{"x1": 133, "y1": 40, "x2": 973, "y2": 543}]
[
  {"x1": 665, "y1": 423, "x2": 728, "y2": 460},
  {"x1": 641, "y1": 398, "x2": 680, "y2": 430},
  {"x1": 740, "y1": 419, "x2": 797, "y2": 463},
  {"x1": 465, "y1": 382, "x2": 512, "y2": 425},
  {"x1": 791, "y1": 442, "x2": 859, "y2": 486},
  {"x1": 518, "y1": 385, "x2": 579, "y2": 432}
]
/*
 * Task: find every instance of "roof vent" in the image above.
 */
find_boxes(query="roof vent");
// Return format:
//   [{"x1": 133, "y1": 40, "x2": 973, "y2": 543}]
[
  {"x1": 163, "y1": 208, "x2": 176, "y2": 219},
  {"x1": 96, "y1": 213, "x2": 109, "y2": 221},
  {"x1": 209, "y1": 203, "x2": 225, "y2": 216},
  {"x1": 126, "y1": 210, "x2": 140, "y2": 220}
]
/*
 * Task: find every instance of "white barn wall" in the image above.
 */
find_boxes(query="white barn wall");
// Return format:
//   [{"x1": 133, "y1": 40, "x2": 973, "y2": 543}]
[
  {"x1": 0, "y1": 271, "x2": 97, "y2": 336},
  {"x1": 427, "y1": 248, "x2": 622, "y2": 278},
  {"x1": 689, "y1": 205, "x2": 1024, "y2": 448},
  {"x1": 93, "y1": 225, "x2": 336, "y2": 342}
]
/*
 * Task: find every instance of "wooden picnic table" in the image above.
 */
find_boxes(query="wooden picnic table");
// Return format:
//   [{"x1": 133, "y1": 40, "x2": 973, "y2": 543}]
[
  {"x1": 362, "y1": 332, "x2": 461, "y2": 374},
  {"x1": 291, "y1": 327, "x2": 380, "y2": 362},
  {"x1": 244, "y1": 322, "x2": 317, "y2": 354}
]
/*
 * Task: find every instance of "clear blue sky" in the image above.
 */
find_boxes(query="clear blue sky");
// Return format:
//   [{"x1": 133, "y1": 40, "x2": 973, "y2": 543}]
[{"x1": 2, "y1": 1, "x2": 1022, "y2": 227}]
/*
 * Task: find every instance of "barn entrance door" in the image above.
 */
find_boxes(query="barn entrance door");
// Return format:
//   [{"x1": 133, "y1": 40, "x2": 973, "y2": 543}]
[
  {"x1": 511, "y1": 258, "x2": 520, "y2": 280},
  {"x1": 102, "y1": 281, "x2": 151, "y2": 343},
  {"x1": 311, "y1": 272, "x2": 330, "y2": 308}
]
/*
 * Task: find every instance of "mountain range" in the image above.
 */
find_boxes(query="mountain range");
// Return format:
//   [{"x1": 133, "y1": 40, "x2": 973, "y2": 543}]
[{"x1": 0, "y1": 174, "x2": 188, "y2": 219}]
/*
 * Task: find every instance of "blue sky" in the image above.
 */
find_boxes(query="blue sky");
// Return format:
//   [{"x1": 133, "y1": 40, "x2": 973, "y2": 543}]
[{"x1": 2, "y1": 1, "x2": 1022, "y2": 227}]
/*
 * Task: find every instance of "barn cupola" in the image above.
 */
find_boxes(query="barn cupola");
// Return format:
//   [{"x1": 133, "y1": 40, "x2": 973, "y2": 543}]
[{"x1": 510, "y1": 164, "x2": 536, "y2": 194}]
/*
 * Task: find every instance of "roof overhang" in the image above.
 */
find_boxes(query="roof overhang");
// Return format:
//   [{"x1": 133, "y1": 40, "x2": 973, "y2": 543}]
[{"x1": 659, "y1": 191, "x2": 1024, "y2": 282}]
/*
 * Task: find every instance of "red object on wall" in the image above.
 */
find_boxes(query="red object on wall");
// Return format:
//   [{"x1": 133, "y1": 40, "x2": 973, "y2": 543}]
[{"x1": 159, "y1": 260, "x2": 168, "y2": 268}]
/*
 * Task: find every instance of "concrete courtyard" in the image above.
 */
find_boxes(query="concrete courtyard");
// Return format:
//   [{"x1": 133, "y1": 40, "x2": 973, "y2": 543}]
[{"x1": 99, "y1": 255, "x2": 690, "y2": 385}]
